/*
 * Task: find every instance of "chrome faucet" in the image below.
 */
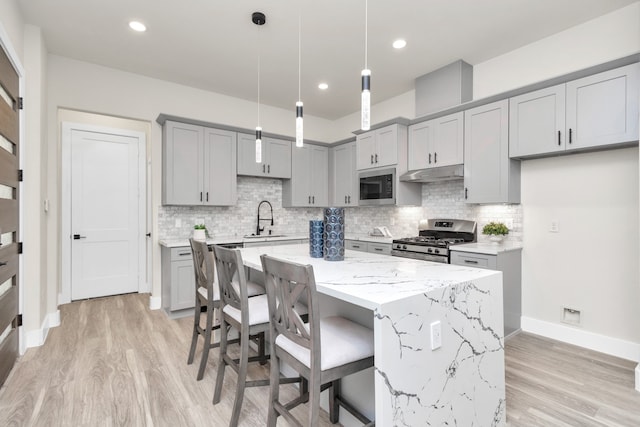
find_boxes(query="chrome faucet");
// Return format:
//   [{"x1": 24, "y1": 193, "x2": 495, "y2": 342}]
[{"x1": 256, "y1": 200, "x2": 274, "y2": 236}]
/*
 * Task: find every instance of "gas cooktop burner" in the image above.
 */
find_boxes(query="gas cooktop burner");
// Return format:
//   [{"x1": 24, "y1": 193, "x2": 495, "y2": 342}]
[{"x1": 391, "y1": 219, "x2": 477, "y2": 263}]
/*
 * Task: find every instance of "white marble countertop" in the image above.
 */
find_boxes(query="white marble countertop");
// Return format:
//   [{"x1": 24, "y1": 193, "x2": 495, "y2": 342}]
[
  {"x1": 239, "y1": 243, "x2": 499, "y2": 310},
  {"x1": 451, "y1": 242, "x2": 523, "y2": 255},
  {"x1": 159, "y1": 234, "x2": 308, "y2": 248}
]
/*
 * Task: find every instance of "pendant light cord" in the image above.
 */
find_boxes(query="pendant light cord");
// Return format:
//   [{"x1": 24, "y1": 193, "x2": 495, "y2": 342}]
[
  {"x1": 364, "y1": 0, "x2": 368, "y2": 69},
  {"x1": 298, "y1": 13, "x2": 301, "y2": 102},
  {"x1": 257, "y1": 54, "x2": 261, "y2": 125}
]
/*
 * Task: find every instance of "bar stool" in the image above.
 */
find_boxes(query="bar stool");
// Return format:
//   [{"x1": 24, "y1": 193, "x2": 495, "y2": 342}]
[
  {"x1": 260, "y1": 254, "x2": 375, "y2": 427},
  {"x1": 211, "y1": 245, "x2": 274, "y2": 426},
  {"x1": 187, "y1": 239, "x2": 264, "y2": 381}
]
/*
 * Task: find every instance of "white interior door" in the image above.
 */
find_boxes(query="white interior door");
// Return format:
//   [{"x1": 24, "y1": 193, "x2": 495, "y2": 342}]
[{"x1": 70, "y1": 129, "x2": 140, "y2": 300}]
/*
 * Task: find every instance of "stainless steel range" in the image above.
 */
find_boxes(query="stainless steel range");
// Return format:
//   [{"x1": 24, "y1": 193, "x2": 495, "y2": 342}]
[{"x1": 391, "y1": 219, "x2": 477, "y2": 263}]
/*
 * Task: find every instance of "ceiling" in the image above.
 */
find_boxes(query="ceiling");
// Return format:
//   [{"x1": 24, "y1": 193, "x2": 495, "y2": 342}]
[{"x1": 18, "y1": 0, "x2": 637, "y2": 120}]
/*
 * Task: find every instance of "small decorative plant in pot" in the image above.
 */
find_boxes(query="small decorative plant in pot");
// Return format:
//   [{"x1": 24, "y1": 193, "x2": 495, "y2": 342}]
[
  {"x1": 482, "y1": 221, "x2": 509, "y2": 243},
  {"x1": 193, "y1": 224, "x2": 207, "y2": 241}
]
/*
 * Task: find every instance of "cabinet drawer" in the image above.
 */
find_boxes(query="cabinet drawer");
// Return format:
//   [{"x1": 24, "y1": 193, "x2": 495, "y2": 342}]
[
  {"x1": 346, "y1": 240, "x2": 367, "y2": 252},
  {"x1": 171, "y1": 247, "x2": 193, "y2": 262},
  {"x1": 450, "y1": 252, "x2": 497, "y2": 270},
  {"x1": 368, "y1": 243, "x2": 391, "y2": 255}
]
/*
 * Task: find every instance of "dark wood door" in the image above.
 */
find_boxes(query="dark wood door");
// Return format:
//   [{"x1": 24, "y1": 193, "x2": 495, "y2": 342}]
[{"x1": 0, "y1": 42, "x2": 20, "y2": 386}]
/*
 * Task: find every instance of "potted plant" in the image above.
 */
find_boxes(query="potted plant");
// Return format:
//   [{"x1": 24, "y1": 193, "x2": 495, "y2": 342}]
[
  {"x1": 193, "y1": 224, "x2": 207, "y2": 241},
  {"x1": 482, "y1": 221, "x2": 509, "y2": 243}
]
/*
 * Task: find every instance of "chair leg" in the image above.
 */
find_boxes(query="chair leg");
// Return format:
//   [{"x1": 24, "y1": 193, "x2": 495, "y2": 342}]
[
  {"x1": 267, "y1": 351, "x2": 281, "y2": 427},
  {"x1": 300, "y1": 377, "x2": 309, "y2": 403},
  {"x1": 229, "y1": 326, "x2": 250, "y2": 427},
  {"x1": 213, "y1": 321, "x2": 229, "y2": 405},
  {"x1": 309, "y1": 376, "x2": 321, "y2": 427},
  {"x1": 187, "y1": 298, "x2": 202, "y2": 365},
  {"x1": 197, "y1": 303, "x2": 215, "y2": 381},
  {"x1": 258, "y1": 332, "x2": 267, "y2": 365},
  {"x1": 329, "y1": 379, "x2": 340, "y2": 424}
]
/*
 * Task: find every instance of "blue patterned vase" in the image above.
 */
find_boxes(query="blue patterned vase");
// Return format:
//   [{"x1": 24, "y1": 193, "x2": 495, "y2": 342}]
[
  {"x1": 309, "y1": 220, "x2": 324, "y2": 258},
  {"x1": 323, "y1": 207, "x2": 345, "y2": 261}
]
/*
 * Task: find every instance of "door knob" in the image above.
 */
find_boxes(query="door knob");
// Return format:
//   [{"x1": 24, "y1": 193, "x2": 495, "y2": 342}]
[{"x1": 73, "y1": 234, "x2": 87, "y2": 240}]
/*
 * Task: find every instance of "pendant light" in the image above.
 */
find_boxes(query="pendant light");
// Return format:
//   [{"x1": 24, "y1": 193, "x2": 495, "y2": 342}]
[
  {"x1": 253, "y1": 12, "x2": 266, "y2": 162},
  {"x1": 295, "y1": 12, "x2": 304, "y2": 147},
  {"x1": 361, "y1": 0, "x2": 371, "y2": 131}
]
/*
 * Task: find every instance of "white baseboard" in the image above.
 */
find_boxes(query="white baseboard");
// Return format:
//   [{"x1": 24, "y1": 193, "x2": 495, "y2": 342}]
[
  {"x1": 25, "y1": 309, "x2": 61, "y2": 349},
  {"x1": 635, "y1": 364, "x2": 639, "y2": 392},
  {"x1": 521, "y1": 316, "x2": 640, "y2": 363},
  {"x1": 149, "y1": 295, "x2": 161, "y2": 310}
]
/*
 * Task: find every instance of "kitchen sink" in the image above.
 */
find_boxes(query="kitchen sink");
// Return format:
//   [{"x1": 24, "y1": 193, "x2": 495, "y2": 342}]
[{"x1": 243, "y1": 234, "x2": 287, "y2": 239}]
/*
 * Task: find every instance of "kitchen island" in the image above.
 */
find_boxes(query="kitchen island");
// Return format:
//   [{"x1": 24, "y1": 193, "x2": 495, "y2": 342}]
[{"x1": 239, "y1": 243, "x2": 505, "y2": 426}]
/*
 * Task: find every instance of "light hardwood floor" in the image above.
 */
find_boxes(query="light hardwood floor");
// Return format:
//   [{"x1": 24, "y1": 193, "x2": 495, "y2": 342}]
[{"x1": 0, "y1": 293, "x2": 638, "y2": 426}]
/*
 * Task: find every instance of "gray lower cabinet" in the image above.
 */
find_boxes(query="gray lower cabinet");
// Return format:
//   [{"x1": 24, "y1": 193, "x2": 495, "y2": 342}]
[
  {"x1": 450, "y1": 249, "x2": 522, "y2": 337},
  {"x1": 237, "y1": 133, "x2": 292, "y2": 178},
  {"x1": 509, "y1": 63, "x2": 639, "y2": 158},
  {"x1": 329, "y1": 142, "x2": 358, "y2": 207},
  {"x1": 162, "y1": 121, "x2": 237, "y2": 206},
  {"x1": 283, "y1": 144, "x2": 328, "y2": 207},
  {"x1": 161, "y1": 246, "x2": 195, "y2": 312},
  {"x1": 346, "y1": 240, "x2": 391, "y2": 255},
  {"x1": 464, "y1": 99, "x2": 521, "y2": 204}
]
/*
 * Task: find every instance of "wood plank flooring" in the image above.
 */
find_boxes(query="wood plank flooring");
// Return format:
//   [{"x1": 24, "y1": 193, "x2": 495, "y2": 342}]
[{"x1": 0, "y1": 293, "x2": 638, "y2": 426}]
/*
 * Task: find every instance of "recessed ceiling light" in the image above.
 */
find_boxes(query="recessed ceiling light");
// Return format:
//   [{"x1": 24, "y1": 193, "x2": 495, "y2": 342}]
[
  {"x1": 318, "y1": 83, "x2": 329, "y2": 90},
  {"x1": 129, "y1": 21, "x2": 147, "y2": 32},
  {"x1": 392, "y1": 39, "x2": 407, "y2": 49}
]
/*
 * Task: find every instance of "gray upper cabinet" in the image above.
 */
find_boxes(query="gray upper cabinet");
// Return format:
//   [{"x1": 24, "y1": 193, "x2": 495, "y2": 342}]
[
  {"x1": 282, "y1": 144, "x2": 328, "y2": 207},
  {"x1": 464, "y1": 100, "x2": 520, "y2": 204},
  {"x1": 163, "y1": 121, "x2": 237, "y2": 206},
  {"x1": 237, "y1": 133, "x2": 292, "y2": 179},
  {"x1": 329, "y1": 142, "x2": 358, "y2": 207},
  {"x1": 408, "y1": 111, "x2": 464, "y2": 169},
  {"x1": 356, "y1": 124, "x2": 399, "y2": 170},
  {"x1": 509, "y1": 84, "x2": 566, "y2": 158},
  {"x1": 510, "y1": 63, "x2": 639, "y2": 158},
  {"x1": 566, "y1": 63, "x2": 639, "y2": 150}
]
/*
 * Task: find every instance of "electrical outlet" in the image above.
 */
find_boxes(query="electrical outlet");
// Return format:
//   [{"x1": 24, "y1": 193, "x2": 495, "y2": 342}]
[
  {"x1": 175, "y1": 218, "x2": 182, "y2": 227},
  {"x1": 430, "y1": 321, "x2": 442, "y2": 350},
  {"x1": 550, "y1": 220, "x2": 559, "y2": 233}
]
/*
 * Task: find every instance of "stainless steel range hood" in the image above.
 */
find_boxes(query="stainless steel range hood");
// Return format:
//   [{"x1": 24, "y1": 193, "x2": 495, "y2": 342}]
[{"x1": 399, "y1": 164, "x2": 464, "y2": 183}]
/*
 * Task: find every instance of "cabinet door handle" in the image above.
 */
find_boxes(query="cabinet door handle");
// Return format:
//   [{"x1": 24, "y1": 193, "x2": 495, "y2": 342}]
[
  {"x1": 345, "y1": 196, "x2": 347, "y2": 204},
  {"x1": 206, "y1": 192, "x2": 209, "y2": 202},
  {"x1": 375, "y1": 154, "x2": 378, "y2": 163},
  {"x1": 308, "y1": 196, "x2": 311, "y2": 204},
  {"x1": 178, "y1": 252, "x2": 191, "y2": 256},
  {"x1": 374, "y1": 248, "x2": 383, "y2": 252},
  {"x1": 312, "y1": 196, "x2": 315, "y2": 204},
  {"x1": 464, "y1": 259, "x2": 478, "y2": 264},
  {"x1": 348, "y1": 195, "x2": 351, "y2": 204},
  {"x1": 353, "y1": 244, "x2": 361, "y2": 249},
  {"x1": 428, "y1": 153, "x2": 432, "y2": 164},
  {"x1": 569, "y1": 128, "x2": 573, "y2": 144},
  {"x1": 0, "y1": 261, "x2": 6, "y2": 267},
  {"x1": 370, "y1": 154, "x2": 374, "y2": 164},
  {"x1": 434, "y1": 152, "x2": 437, "y2": 164},
  {"x1": 200, "y1": 192, "x2": 203, "y2": 202},
  {"x1": 268, "y1": 164, "x2": 270, "y2": 173},
  {"x1": 465, "y1": 188, "x2": 468, "y2": 200},
  {"x1": 558, "y1": 130, "x2": 561, "y2": 146}
]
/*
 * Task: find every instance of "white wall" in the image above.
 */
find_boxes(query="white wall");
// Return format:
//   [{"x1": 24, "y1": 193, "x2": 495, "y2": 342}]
[
  {"x1": 0, "y1": 0, "x2": 24, "y2": 62},
  {"x1": 472, "y1": 2, "x2": 640, "y2": 358},
  {"x1": 22, "y1": 25, "x2": 48, "y2": 342}
]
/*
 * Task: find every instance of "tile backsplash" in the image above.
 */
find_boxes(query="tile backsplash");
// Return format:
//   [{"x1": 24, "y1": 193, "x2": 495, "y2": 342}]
[{"x1": 158, "y1": 177, "x2": 522, "y2": 243}]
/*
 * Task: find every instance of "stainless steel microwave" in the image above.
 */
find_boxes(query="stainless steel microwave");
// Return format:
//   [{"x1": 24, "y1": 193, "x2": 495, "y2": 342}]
[{"x1": 359, "y1": 168, "x2": 396, "y2": 206}]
